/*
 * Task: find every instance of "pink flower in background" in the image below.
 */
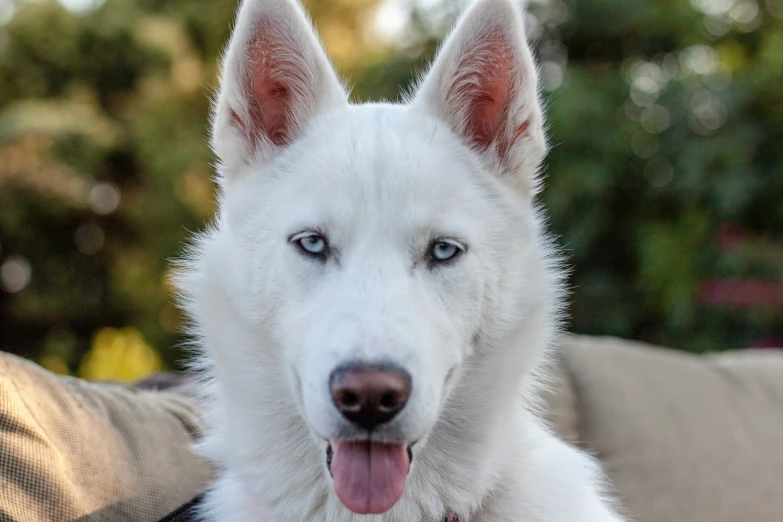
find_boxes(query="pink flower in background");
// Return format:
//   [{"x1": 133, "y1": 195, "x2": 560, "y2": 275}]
[
  {"x1": 699, "y1": 279, "x2": 783, "y2": 308},
  {"x1": 753, "y1": 337, "x2": 783, "y2": 350}
]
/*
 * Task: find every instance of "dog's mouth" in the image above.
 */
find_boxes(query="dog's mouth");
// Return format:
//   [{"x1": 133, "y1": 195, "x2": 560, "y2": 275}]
[{"x1": 325, "y1": 441, "x2": 414, "y2": 515}]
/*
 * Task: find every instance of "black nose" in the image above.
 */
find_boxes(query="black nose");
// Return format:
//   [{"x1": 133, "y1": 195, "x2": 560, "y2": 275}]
[{"x1": 329, "y1": 364, "x2": 412, "y2": 431}]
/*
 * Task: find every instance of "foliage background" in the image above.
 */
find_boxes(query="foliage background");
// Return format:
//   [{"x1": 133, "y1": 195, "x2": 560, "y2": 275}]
[{"x1": 0, "y1": 0, "x2": 781, "y2": 380}]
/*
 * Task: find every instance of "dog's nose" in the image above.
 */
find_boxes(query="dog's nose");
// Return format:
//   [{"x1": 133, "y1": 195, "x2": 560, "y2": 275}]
[{"x1": 329, "y1": 364, "x2": 412, "y2": 431}]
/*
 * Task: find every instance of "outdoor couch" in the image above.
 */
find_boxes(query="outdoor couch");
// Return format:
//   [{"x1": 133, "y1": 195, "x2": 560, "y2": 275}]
[{"x1": 1, "y1": 335, "x2": 781, "y2": 521}]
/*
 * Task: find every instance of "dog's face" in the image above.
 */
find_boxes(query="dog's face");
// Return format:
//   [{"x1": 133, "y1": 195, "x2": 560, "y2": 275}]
[{"x1": 203, "y1": 0, "x2": 547, "y2": 515}]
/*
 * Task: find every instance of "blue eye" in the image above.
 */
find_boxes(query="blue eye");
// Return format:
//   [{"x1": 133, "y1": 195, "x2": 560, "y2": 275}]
[
  {"x1": 430, "y1": 240, "x2": 463, "y2": 263},
  {"x1": 292, "y1": 232, "x2": 328, "y2": 257}
]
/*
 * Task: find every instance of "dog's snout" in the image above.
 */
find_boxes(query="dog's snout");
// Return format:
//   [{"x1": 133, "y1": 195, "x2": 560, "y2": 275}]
[{"x1": 329, "y1": 364, "x2": 412, "y2": 431}]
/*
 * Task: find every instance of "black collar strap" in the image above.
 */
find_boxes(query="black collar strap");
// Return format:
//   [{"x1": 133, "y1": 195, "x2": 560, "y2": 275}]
[
  {"x1": 158, "y1": 494, "x2": 204, "y2": 522},
  {"x1": 158, "y1": 494, "x2": 460, "y2": 521}
]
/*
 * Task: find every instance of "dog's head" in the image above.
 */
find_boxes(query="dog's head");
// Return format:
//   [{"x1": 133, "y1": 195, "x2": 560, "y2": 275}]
[{"x1": 197, "y1": 0, "x2": 554, "y2": 515}]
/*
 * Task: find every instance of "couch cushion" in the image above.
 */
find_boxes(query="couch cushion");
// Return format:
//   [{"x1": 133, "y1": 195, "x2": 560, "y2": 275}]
[
  {"x1": 538, "y1": 357, "x2": 582, "y2": 445},
  {"x1": 0, "y1": 352, "x2": 213, "y2": 522},
  {"x1": 558, "y1": 335, "x2": 783, "y2": 522}
]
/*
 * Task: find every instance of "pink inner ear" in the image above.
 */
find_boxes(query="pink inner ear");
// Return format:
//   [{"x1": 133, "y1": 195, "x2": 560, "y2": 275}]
[
  {"x1": 248, "y1": 77, "x2": 292, "y2": 146},
  {"x1": 233, "y1": 24, "x2": 306, "y2": 147},
  {"x1": 449, "y1": 33, "x2": 529, "y2": 157}
]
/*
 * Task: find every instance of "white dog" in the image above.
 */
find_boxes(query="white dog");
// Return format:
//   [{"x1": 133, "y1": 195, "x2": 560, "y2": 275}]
[{"x1": 175, "y1": 0, "x2": 625, "y2": 520}]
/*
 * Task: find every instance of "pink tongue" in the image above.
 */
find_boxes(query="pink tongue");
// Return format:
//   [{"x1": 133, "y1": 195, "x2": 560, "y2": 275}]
[{"x1": 331, "y1": 441, "x2": 410, "y2": 514}]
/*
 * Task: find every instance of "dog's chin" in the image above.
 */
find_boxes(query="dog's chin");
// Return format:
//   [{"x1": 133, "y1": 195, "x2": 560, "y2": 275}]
[{"x1": 324, "y1": 439, "x2": 415, "y2": 515}]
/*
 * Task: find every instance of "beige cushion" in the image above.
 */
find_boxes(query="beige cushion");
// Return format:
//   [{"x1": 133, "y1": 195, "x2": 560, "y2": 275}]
[
  {"x1": 539, "y1": 358, "x2": 581, "y2": 445},
  {"x1": 0, "y1": 352, "x2": 213, "y2": 522},
  {"x1": 556, "y1": 335, "x2": 783, "y2": 522}
]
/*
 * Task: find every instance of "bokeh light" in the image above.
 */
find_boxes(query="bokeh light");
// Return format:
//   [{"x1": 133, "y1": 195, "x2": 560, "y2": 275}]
[{"x1": 0, "y1": 256, "x2": 32, "y2": 293}]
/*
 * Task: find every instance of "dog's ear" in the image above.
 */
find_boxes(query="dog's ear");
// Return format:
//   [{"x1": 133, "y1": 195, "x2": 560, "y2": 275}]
[
  {"x1": 412, "y1": 0, "x2": 546, "y2": 196},
  {"x1": 212, "y1": 0, "x2": 348, "y2": 178}
]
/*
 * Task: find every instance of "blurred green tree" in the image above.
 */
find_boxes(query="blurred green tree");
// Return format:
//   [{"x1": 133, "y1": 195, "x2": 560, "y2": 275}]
[{"x1": 0, "y1": 0, "x2": 781, "y2": 379}]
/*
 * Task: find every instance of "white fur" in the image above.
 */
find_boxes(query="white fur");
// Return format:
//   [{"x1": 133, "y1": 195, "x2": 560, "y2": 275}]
[{"x1": 175, "y1": 0, "x2": 626, "y2": 520}]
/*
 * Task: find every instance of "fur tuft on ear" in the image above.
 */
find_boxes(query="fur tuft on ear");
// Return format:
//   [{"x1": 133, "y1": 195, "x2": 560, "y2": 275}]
[
  {"x1": 412, "y1": 0, "x2": 546, "y2": 196},
  {"x1": 212, "y1": 0, "x2": 348, "y2": 179}
]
